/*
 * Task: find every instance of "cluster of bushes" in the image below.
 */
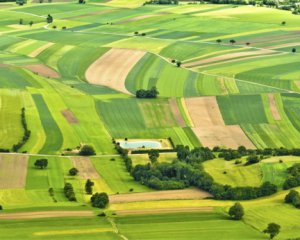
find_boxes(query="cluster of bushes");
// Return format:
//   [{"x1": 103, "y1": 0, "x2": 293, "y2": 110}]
[
  {"x1": 85, "y1": 179, "x2": 94, "y2": 195},
  {"x1": 136, "y1": 87, "x2": 159, "y2": 98},
  {"x1": 79, "y1": 145, "x2": 96, "y2": 156},
  {"x1": 64, "y1": 183, "x2": 76, "y2": 201},
  {"x1": 176, "y1": 145, "x2": 215, "y2": 163},
  {"x1": 216, "y1": 146, "x2": 300, "y2": 161},
  {"x1": 285, "y1": 190, "x2": 300, "y2": 209},
  {"x1": 143, "y1": 0, "x2": 178, "y2": 5},
  {"x1": 131, "y1": 158, "x2": 277, "y2": 199},
  {"x1": 34, "y1": 159, "x2": 48, "y2": 169},
  {"x1": 91, "y1": 192, "x2": 109, "y2": 208},
  {"x1": 12, "y1": 108, "x2": 31, "y2": 152},
  {"x1": 0, "y1": 148, "x2": 10, "y2": 153},
  {"x1": 283, "y1": 163, "x2": 300, "y2": 189},
  {"x1": 114, "y1": 141, "x2": 133, "y2": 172}
]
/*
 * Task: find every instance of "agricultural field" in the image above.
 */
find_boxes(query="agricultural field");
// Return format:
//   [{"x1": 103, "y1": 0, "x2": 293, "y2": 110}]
[{"x1": 1, "y1": 0, "x2": 300, "y2": 239}]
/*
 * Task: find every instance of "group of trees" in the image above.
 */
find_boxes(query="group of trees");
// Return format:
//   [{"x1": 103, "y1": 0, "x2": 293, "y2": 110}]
[
  {"x1": 90, "y1": 192, "x2": 109, "y2": 208},
  {"x1": 283, "y1": 163, "x2": 300, "y2": 189},
  {"x1": 12, "y1": 108, "x2": 31, "y2": 152},
  {"x1": 34, "y1": 159, "x2": 48, "y2": 169},
  {"x1": 136, "y1": 87, "x2": 159, "y2": 98},
  {"x1": 16, "y1": 0, "x2": 27, "y2": 5},
  {"x1": 46, "y1": 14, "x2": 53, "y2": 24},
  {"x1": 144, "y1": 0, "x2": 178, "y2": 5},
  {"x1": 79, "y1": 145, "x2": 96, "y2": 156},
  {"x1": 64, "y1": 183, "x2": 76, "y2": 201},
  {"x1": 85, "y1": 179, "x2": 94, "y2": 195},
  {"x1": 285, "y1": 189, "x2": 300, "y2": 208}
]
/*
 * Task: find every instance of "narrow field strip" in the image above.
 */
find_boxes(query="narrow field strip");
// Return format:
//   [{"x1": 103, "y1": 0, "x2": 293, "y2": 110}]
[
  {"x1": 268, "y1": 93, "x2": 281, "y2": 121},
  {"x1": 0, "y1": 211, "x2": 94, "y2": 220},
  {"x1": 23, "y1": 64, "x2": 60, "y2": 78},
  {"x1": 28, "y1": 42, "x2": 54, "y2": 58},
  {"x1": 71, "y1": 157, "x2": 100, "y2": 179},
  {"x1": 34, "y1": 228, "x2": 113, "y2": 236},
  {"x1": 109, "y1": 189, "x2": 211, "y2": 203}
]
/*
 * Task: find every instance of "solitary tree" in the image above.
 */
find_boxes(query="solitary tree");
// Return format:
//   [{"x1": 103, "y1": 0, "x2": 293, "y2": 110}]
[
  {"x1": 292, "y1": 48, "x2": 296, "y2": 53},
  {"x1": 16, "y1": 0, "x2": 27, "y2": 5},
  {"x1": 79, "y1": 145, "x2": 96, "y2": 156},
  {"x1": 229, "y1": 39, "x2": 236, "y2": 45},
  {"x1": 19, "y1": 19, "x2": 23, "y2": 25},
  {"x1": 263, "y1": 223, "x2": 281, "y2": 239},
  {"x1": 34, "y1": 159, "x2": 48, "y2": 169},
  {"x1": 228, "y1": 202, "x2": 244, "y2": 220},
  {"x1": 46, "y1": 14, "x2": 53, "y2": 24},
  {"x1": 90, "y1": 192, "x2": 109, "y2": 208},
  {"x1": 176, "y1": 61, "x2": 182, "y2": 67},
  {"x1": 246, "y1": 42, "x2": 250, "y2": 46},
  {"x1": 85, "y1": 179, "x2": 94, "y2": 195},
  {"x1": 29, "y1": 21, "x2": 33, "y2": 27},
  {"x1": 216, "y1": 39, "x2": 222, "y2": 44},
  {"x1": 281, "y1": 21, "x2": 286, "y2": 25},
  {"x1": 69, "y1": 167, "x2": 79, "y2": 176}
]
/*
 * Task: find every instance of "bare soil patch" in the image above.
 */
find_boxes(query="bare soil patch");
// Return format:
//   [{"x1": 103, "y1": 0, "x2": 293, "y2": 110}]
[
  {"x1": 61, "y1": 109, "x2": 79, "y2": 124},
  {"x1": 183, "y1": 49, "x2": 274, "y2": 68},
  {"x1": 268, "y1": 94, "x2": 281, "y2": 121},
  {"x1": 185, "y1": 97, "x2": 255, "y2": 149},
  {"x1": 23, "y1": 64, "x2": 60, "y2": 78},
  {"x1": 116, "y1": 206, "x2": 213, "y2": 216},
  {"x1": 28, "y1": 42, "x2": 54, "y2": 58},
  {"x1": 0, "y1": 211, "x2": 94, "y2": 220},
  {"x1": 85, "y1": 48, "x2": 145, "y2": 94},
  {"x1": 0, "y1": 155, "x2": 28, "y2": 189},
  {"x1": 109, "y1": 189, "x2": 212, "y2": 203},
  {"x1": 71, "y1": 157, "x2": 99, "y2": 179},
  {"x1": 169, "y1": 98, "x2": 186, "y2": 127}
]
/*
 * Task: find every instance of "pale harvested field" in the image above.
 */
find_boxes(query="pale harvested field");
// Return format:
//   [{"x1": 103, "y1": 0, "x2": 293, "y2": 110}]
[
  {"x1": 71, "y1": 157, "x2": 99, "y2": 179},
  {"x1": 23, "y1": 64, "x2": 60, "y2": 78},
  {"x1": 169, "y1": 98, "x2": 186, "y2": 127},
  {"x1": 0, "y1": 155, "x2": 28, "y2": 189},
  {"x1": 117, "y1": 14, "x2": 165, "y2": 24},
  {"x1": 267, "y1": 42, "x2": 300, "y2": 49},
  {"x1": 109, "y1": 189, "x2": 212, "y2": 203},
  {"x1": 0, "y1": 211, "x2": 94, "y2": 220},
  {"x1": 61, "y1": 109, "x2": 79, "y2": 124},
  {"x1": 183, "y1": 49, "x2": 274, "y2": 68},
  {"x1": 268, "y1": 94, "x2": 281, "y2": 120},
  {"x1": 185, "y1": 97, "x2": 255, "y2": 149},
  {"x1": 116, "y1": 206, "x2": 213, "y2": 216},
  {"x1": 85, "y1": 48, "x2": 145, "y2": 94},
  {"x1": 28, "y1": 42, "x2": 54, "y2": 58}
]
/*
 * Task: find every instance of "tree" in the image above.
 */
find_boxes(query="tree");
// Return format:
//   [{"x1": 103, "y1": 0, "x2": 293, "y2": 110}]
[
  {"x1": 34, "y1": 159, "x2": 48, "y2": 169},
  {"x1": 216, "y1": 39, "x2": 222, "y2": 44},
  {"x1": 90, "y1": 192, "x2": 109, "y2": 208},
  {"x1": 85, "y1": 179, "x2": 94, "y2": 195},
  {"x1": 29, "y1": 21, "x2": 33, "y2": 27},
  {"x1": 292, "y1": 48, "x2": 296, "y2": 53},
  {"x1": 79, "y1": 145, "x2": 96, "y2": 156},
  {"x1": 281, "y1": 21, "x2": 286, "y2": 25},
  {"x1": 69, "y1": 167, "x2": 78, "y2": 176},
  {"x1": 16, "y1": 0, "x2": 27, "y2": 5},
  {"x1": 19, "y1": 19, "x2": 23, "y2": 25},
  {"x1": 246, "y1": 155, "x2": 260, "y2": 165},
  {"x1": 246, "y1": 42, "x2": 250, "y2": 46},
  {"x1": 229, "y1": 39, "x2": 236, "y2": 45},
  {"x1": 285, "y1": 190, "x2": 299, "y2": 203},
  {"x1": 176, "y1": 61, "x2": 182, "y2": 67},
  {"x1": 46, "y1": 14, "x2": 53, "y2": 24},
  {"x1": 228, "y1": 202, "x2": 244, "y2": 220},
  {"x1": 263, "y1": 223, "x2": 281, "y2": 239}
]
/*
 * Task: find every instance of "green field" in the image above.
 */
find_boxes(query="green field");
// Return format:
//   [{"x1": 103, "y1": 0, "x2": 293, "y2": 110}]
[{"x1": 1, "y1": 1, "x2": 300, "y2": 239}]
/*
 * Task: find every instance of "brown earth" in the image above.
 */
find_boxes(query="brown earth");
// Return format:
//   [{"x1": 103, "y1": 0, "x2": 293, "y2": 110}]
[
  {"x1": 185, "y1": 97, "x2": 255, "y2": 149},
  {"x1": 61, "y1": 109, "x2": 79, "y2": 124},
  {"x1": 71, "y1": 157, "x2": 99, "y2": 179},
  {"x1": 0, "y1": 211, "x2": 94, "y2": 220},
  {"x1": 0, "y1": 155, "x2": 28, "y2": 189},
  {"x1": 109, "y1": 189, "x2": 212, "y2": 203},
  {"x1": 85, "y1": 48, "x2": 145, "y2": 94},
  {"x1": 268, "y1": 93, "x2": 281, "y2": 121},
  {"x1": 169, "y1": 98, "x2": 186, "y2": 127},
  {"x1": 183, "y1": 49, "x2": 274, "y2": 68},
  {"x1": 116, "y1": 206, "x2": 213, "y2": 216},
  {"x1": 28, "y1": 42, "x2": 54, "y2": 58},
  {"x1": 23, "y1": 64, "x2": 60, "y2": 78}
]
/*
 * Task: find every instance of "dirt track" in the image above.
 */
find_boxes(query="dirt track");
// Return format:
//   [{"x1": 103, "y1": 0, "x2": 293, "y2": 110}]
[
  {"x1": 169, "y1": 98, "x2": 186, "y2": 127},
  {"x1": 109, "y1": 189, "x2": 212, "y2": 203},
  {"x1": 185, "y1": 97, "x2": 255, "y2": 149},
  {"x1": 0, "y1": 211, "x2": 94, "y2": 220},
  {"x1": 85, "y1": 48, "x2": 145, "y2": 94}
]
